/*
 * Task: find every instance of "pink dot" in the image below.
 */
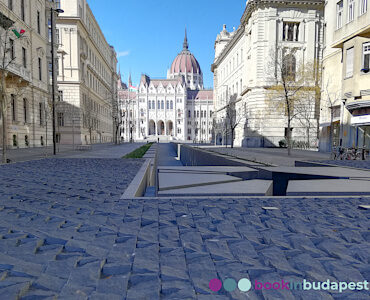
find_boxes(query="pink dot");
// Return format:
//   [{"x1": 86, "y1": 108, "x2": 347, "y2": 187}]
[{"x1": 209, "y1": 278, "x2": 222, "y2": 292}]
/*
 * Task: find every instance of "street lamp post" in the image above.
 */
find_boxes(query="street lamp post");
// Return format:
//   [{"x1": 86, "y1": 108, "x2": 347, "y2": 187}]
[{"x1": 50, "y1": 7, "x2": 64, "y2": 155}]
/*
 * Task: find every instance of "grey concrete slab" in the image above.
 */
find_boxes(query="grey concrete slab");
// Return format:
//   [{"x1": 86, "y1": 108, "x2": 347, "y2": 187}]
[
  {"x1": 158, "y1": 180, "x2": 273, "y2": 197},
  {"x1": 203, "y1": 146, "x2": 331, "y2": 167},
  {"x1": 156, "y1": 143, "x2": 183, "y2": 167},
  {"x1": 287, "y1": 179, "x2": 370, "y2": 196},
  {"x1": 262, "y1": 166, "x2": 370, "y2": 178},
  {"x1": 157, "y1": 166, "x2": 256, "y2": 173},
  {"x1": 158, "y1": 171, "x2": 241, "y2": 191}
]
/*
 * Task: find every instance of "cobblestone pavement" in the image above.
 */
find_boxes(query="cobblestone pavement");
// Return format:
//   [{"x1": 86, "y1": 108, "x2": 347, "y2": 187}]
[
  {"x1": 312, "y1": 160, "x2": 370, "y2": 170},
  {"x1": 1, "y1": 158, "x2": 369, "y2": 299}
]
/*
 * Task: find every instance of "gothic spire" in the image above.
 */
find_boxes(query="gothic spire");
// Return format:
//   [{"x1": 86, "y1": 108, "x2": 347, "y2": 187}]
[{"x1": 183, "y1": 28, "x2": 188, "y2": 50}]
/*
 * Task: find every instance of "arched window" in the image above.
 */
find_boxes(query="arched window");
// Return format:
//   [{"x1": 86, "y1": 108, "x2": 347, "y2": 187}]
[
  {"x1": 170, "y1": 100, "x2": 173, "y2": 109},
  {"x1": 161, "y1": 100, "x2": 164, "y2": 109},
  {"x1": 166, "y1": 100, "x2": 169, "y2": 109},
  {"x1": 153, "y1": 100, "x2": 155, "y2": 109},
  {"x1": 283, "y1": 54, "x2": 296, "y2": 81},
  {"x1": 188, "y1": 110, "x2": 191, "y2": 118},
  {"x1": 201, "y1": 111, "x2": 203, "y2": 118},
  {"x1": 157, "y1": 100, "x2": 160, "y2": 109},
  {"x1": 197, "y1": 110, "x2": 199, "y2": 118},
  {"x1": 149, "y1": 100, "x2": 151, "y2": 109}
]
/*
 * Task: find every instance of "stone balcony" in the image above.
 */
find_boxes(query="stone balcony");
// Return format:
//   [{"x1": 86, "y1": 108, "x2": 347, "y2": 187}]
[{"x1": 0, "y1": 59, "x2": 32, "y2": 83}]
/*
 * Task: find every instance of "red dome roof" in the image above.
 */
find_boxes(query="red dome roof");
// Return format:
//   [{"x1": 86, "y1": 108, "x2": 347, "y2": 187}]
[
  {"x1": 169, "y1": 29, "x2": 202, "y2": 76},
  {"x1": 170, "y1": 50, "x2": 202, "y2": 75}
]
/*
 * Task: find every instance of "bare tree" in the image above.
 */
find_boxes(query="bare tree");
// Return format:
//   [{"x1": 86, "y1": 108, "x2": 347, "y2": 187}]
[
  {"x1": 225, "y1": 93, "x2": 246, "y2": 148},
  {"x1": 83, "y1": 95, "x2": 97, "y2": 146},
  {"x1": 294, "y1": 60, "x2": 322, "y2": 148},
  {"x1": 266, "y1": 48, "x2": 320, "y2": 155},
  {"x1": 321, "y1": 75, "x2": 342, "y2": 157}
]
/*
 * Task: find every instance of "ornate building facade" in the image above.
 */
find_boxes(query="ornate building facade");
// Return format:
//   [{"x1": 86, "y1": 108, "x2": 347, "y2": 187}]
[
  {"x1": 212, "y1": 0, "x2": 324, "y2": 147},
  {"x1": 55, "y1": 0, "x2": 118, "y2": 145},
  {"x1": 119, "y1": 32, "x2": 213, "y2": 142},
  {"x1": 0, "y1": 0, "x2": 60, "y2": 150}
]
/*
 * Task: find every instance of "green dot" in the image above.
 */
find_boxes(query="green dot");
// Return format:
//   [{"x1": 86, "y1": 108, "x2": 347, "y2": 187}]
[
  {"x1": 238, "y1": 278, "x2": 252, "y2": 292},
  {"x1": 223, "y1": 278, "x2": 237, "y2": 292}
]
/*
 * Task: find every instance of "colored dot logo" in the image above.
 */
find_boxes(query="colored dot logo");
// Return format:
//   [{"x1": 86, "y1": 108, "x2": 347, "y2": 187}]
[
  {"x1": 209, "y1": 278, "x2": 252, "y2": 292},
  {"x1": 209, "y1": 278, "x2": 222, "y2": 292}
]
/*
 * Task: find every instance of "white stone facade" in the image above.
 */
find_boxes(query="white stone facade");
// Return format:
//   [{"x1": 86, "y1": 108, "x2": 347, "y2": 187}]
[
  {"x1": 119, "y1": 33, "x2": 213, "y2": 143},
  {"x1": 319, "y1": 0, "x2": 370, "y2": 151},
  {"x1": 213, "y1": 0, "x2": 324, "y2": 148},
  {"x1": 55, "y1": 0, "x2": 118, "y2": 145}
]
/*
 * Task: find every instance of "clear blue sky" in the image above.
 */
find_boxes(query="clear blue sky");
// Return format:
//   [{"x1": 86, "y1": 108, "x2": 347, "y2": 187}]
[{"x1": 87, "y1": 0, "x2": 246, "y2": 89}]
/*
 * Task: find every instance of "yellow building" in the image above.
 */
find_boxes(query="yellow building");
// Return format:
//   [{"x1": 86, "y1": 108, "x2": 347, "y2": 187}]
[
  {"x1": 0, "y1": 0, "x2": 60, "y2": 150},
  {"x1": 320, "y1": 0, "x2": 370, "y2": 151}
]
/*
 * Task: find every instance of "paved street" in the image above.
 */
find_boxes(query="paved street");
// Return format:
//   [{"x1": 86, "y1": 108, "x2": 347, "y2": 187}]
[
  {"x1": 0, "y1": 144, "x2": 369, "y2": 299},
  {"x1": 1, "y1": 142, "x2": 146, "y2": 164},
  {"x1": 203, "y1": 146, "x2": 332, "y2": 167}
]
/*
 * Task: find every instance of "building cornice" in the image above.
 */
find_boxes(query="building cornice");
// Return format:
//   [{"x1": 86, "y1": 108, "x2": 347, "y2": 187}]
[
  {"x1": 212, "y1": 25, "x2": 245, "y2": 70},
  {"x1": 240, "y1": 0, "x2": 325, "y2": 25}
]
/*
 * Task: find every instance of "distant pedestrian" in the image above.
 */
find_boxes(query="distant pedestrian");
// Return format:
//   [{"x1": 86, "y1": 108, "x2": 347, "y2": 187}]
[{"x1": 157, "y1": 137, "x2": 159, "y2": 143}]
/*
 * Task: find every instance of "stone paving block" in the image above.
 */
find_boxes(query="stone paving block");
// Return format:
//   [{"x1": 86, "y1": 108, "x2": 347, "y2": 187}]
[
  {"x1": 259, "y1": 246, "x2": 303, "y2": 276},
  {"x1": 0, "y1": 281, "x2": 31, "y2": 299},
  {"x1": 44, "y1": 258, "x2": 76, "y2": 279},
  {"x1": 288, "y1": 253, "x2": 327, "y2": 275},
  {"x1": 32, "y1": 273, "x2": 67, "y2": 292},
  {"x1": 205, "y1": 239, "x2": 234, "y2": 261},
  {"x1": 161, "y1": 280, "x2": 196, "y2": 299},
  {"x1": 20, "y1": 289, "x2": 59, "y2": 299},
  {"x1": 161, "y1": 266, "x2": 189, "y2": 282},
  {"x1": 261, "y1": 229, "x2": 292, "y2": 250},
  {"x1": 180, "y1": 230, "x2": 205, "y2": 253},
  {"x1": 216, "y1": 221, "x2": 240, "y2": 238},
  {"x1": 126, "y1": 276, "x2": 160, "y2": 299},
  {"x1": 317, "y1": 240, "x2": 362, "y2": 263},
  {"x1": 59, "y1": 283, "x2": 94, "y2": 299},
  {"x1": 96, "y1": 275, "x2": 129, "y2": 296},
  {"x1": 160, "y1": 247, "x2": 187, "y2": 269},
  {"x1": 89, "y1": 291, "x2": 124, "y2": 300},
  {"x1": 227, "y1": 239, "x2": 259, "y2": 263}
]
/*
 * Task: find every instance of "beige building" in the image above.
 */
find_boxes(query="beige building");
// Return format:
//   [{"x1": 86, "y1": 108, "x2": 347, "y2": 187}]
[
  {"x1": 212, "y1": 24, "x2": 245, "y2": 146},
  {"x1": 319, "y1": 0, "x2": 370, "y2": 151},
  {"x1": 213, "y1": 0, "x2": 324, "y2": 147},
  {"x1": 55, "y1": 0, "x2": 118, "y2": 145},
  {"x1": 0, "y1": 0, "x2": 61, "y2": 150}
]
